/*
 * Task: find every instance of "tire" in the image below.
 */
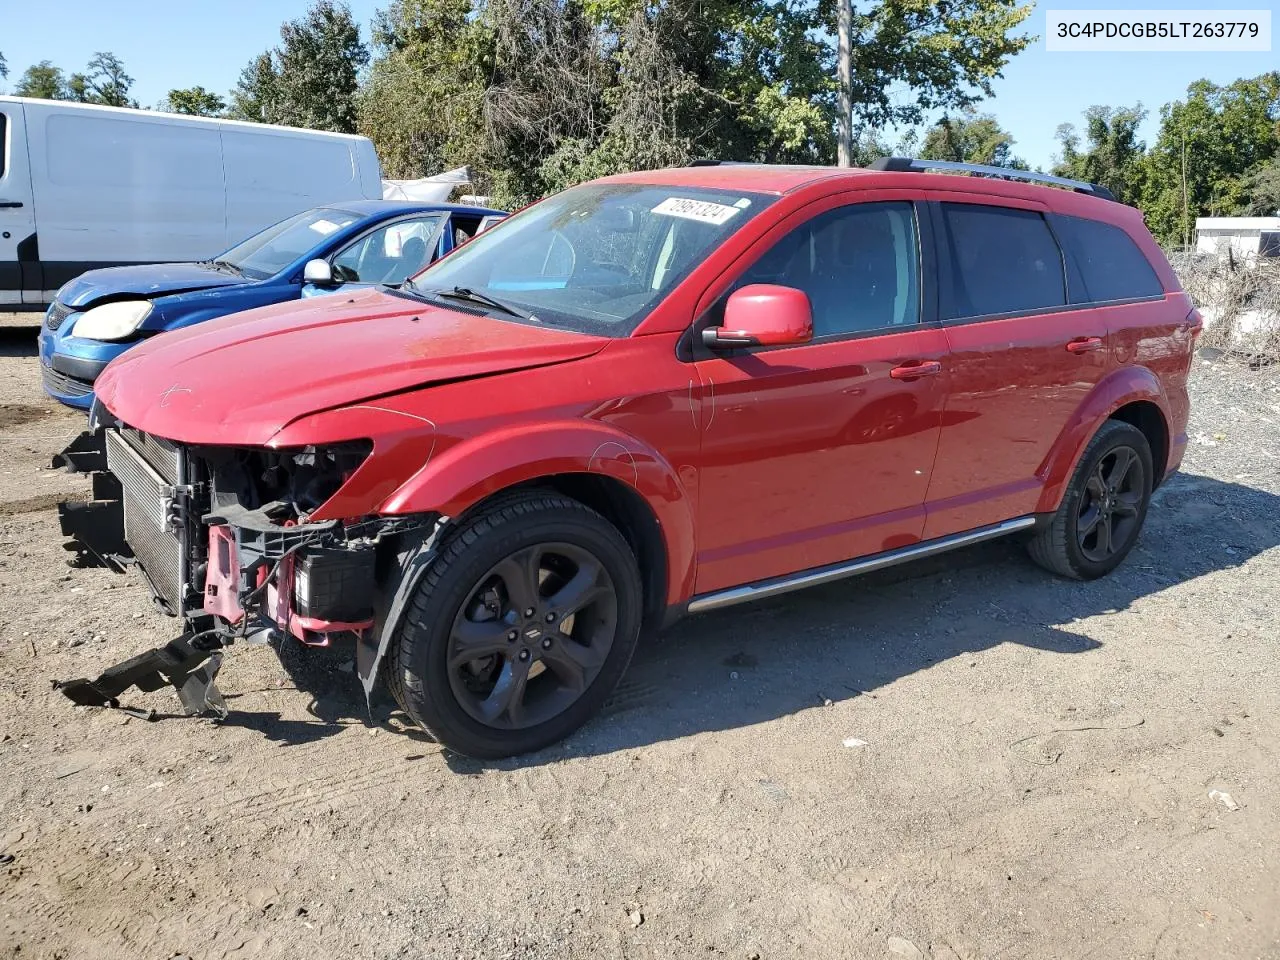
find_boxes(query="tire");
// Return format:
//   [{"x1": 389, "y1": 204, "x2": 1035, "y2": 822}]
[
  {"x1": 388, "y1": 491, "x2": 643, "y2": 758},
  {"x1": 1028, "y1": 420, "x2": 1153, "y2": 581}
]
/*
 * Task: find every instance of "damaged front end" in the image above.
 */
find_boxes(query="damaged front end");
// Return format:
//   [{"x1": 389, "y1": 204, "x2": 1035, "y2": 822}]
[{"x1": 55, "y1": 413, "x2": 429, "y2": 718}]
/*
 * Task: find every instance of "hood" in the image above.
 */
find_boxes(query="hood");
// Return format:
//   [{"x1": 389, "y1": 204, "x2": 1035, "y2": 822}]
[
  {"x1": 58, "y1": 263, "x2": 248, "y2": 308},
  {"x1": 95, "y1": 287, "x2": 609, "y2": 446}
]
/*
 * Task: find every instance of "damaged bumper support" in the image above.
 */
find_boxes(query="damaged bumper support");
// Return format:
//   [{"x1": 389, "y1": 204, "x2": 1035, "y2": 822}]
[{"x1": 53, "y1": 426, "x2": 417, "y2": 718}]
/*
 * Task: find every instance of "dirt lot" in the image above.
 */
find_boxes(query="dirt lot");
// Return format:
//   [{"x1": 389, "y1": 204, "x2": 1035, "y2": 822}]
[{"x1": 1, "y1": 325, "x2": 1277, "y2": 960}]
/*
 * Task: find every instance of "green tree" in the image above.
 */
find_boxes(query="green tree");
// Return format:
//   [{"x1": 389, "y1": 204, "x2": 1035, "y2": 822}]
[
  {"x1": 232, "y1": 1, "x2": 369, "y2": 132},
  {"x1": 1241, "y1": 161, "x2": 1280, "y2": 216},
  {"x1": 228, "y1": 53, "x2": 281, "y2": 123},
  {"x1": 164, "y1": 86, "x2": 226, "y2": 117},
  {"x1": 14, "y1": 61, "x2": 68, "y2": 100},
  {"x1": 357, "y1": 0, "x2": 1036, "y2": 203},
  {"x1": 1141, "y1": 72, "x2": 1280, "y2": 244},
  {"x1": 358, "y1": 0, "x2": 490, "y2": 178},
  {"x1": 831, "y1": 0, "x2": 1034, "y2": 133},
  {"x1": 0, "y1": 51, "x2": 7, "y2": 82},
  {"x1": 276, "y1": 0, "x2": 369, "y2": 132},
  {"x1": 66, "y1": 52, "x2": 137, "y2": 107},
  {"x1": 1052, "y1": 105, "x2": 1148, "y2": 205},
  {"x1": 919, "y1": 110, "x2": 1026, "y2": 167},
  {"x1": 85, "y1": 51, "x2": 136, "y2": 107}
]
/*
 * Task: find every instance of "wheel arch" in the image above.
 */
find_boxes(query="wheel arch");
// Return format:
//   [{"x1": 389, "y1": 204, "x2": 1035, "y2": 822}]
[
  {"x1": 378, "y1": 421, "x2": 696, "y2": 612},
  {"x1": 1036, "y1": 366, "x2": 1172, "y2": 514},
  {"x1": 458, "y1": 473, "x2": 671, "y2": 637},
  {"x1": 1107, "y1": 399, "x2": 1170, "y2": 489}
]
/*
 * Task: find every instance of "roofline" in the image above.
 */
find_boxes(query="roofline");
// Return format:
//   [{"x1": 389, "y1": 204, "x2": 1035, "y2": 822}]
[{"x1": 0, "y1": 95, "x2": 372, "y2": 143}]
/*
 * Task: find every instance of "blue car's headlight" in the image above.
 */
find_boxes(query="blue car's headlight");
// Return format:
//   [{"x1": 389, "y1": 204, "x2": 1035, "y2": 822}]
[{"x1": 71, "y1": 300, "x2": 153, "y2": 341}]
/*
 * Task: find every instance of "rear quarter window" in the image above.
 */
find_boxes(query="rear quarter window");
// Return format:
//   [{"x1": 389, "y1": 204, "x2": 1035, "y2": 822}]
[
  {"x1": 938, "y1": 203, "x2": 1066, "y2": 320},
  {"x1": 1055, "y1": 215, "x2": 1164, "y2": 303},
  {"x1": 0, "y1": 111, "x2": 7, "y2": 178}
]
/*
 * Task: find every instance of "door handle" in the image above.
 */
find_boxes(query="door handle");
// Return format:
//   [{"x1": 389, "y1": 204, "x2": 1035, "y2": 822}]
[
  {"x1": 1066, "y1": 336, "x2": 1104, "y2": 354},
  {"x1": 0, "y1": 201, "x2": 23, "y2": 209},
  {"x1": 889, "y1": 360, "x2": 942, "y2": 380}
]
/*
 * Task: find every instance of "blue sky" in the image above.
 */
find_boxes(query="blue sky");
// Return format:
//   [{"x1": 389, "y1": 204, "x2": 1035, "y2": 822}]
[{"x1": 2, "y1": 0, "x2": 1277, "y2": 171}]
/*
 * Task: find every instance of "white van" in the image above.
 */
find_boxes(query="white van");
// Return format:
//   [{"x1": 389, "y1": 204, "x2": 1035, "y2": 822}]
[{"x1": 0, "y1": 97, "x2": 383, "y2": 308}]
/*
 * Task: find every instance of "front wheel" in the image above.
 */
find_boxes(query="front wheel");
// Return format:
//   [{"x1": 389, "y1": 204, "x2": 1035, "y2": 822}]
[
  {"x1": 1028, "y1": 420, "x2": 1153, "y2": 580},
  {"x1": 388, "y1": 492, "x2": 643, "y2": 758}
]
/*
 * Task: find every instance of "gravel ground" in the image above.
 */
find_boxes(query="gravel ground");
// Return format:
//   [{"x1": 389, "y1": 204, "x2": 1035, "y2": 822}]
[{"x1": 0, "y1": 325, "x2": 1278, "y2": 960}]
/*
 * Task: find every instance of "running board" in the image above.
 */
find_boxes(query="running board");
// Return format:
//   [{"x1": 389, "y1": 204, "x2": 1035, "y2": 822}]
[{"x1": 686, "y1": 516, "x2": 1036, "y2": 614}]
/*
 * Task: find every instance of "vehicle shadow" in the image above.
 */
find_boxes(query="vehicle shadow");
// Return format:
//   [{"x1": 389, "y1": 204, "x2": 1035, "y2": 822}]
[
  {"x1": 0, "y1": 326, "x2": 40, "y2": 358},
  {"x1": 250, "y1": 471, "x2": 1277, "y2": 765}
]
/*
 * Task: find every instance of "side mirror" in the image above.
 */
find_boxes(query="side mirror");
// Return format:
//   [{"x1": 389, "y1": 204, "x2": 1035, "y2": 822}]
[
  {"x1": 702, "y1": 284, "x2": 813, "y2": 349},
  {"x1": 303, "y1": 258, "x2": 335, "y2": 285}
]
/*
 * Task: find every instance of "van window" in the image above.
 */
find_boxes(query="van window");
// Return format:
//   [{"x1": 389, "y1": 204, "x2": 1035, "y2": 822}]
[
  {"x1": 1055, "y1": 215, "x2": 1165, "y2": 302},
  {"x1": 0, "y1": 112, "x2": 7, "y2": 178},
  {"x1": 46, "y1": 114, "x2": 222, "y2": 188},
  {"x1": 939, "y1": 203, "x2": 1066, "y2": 320},
  {"x1": 736, "y1": 201, "x2": 920, "y2": 336}
]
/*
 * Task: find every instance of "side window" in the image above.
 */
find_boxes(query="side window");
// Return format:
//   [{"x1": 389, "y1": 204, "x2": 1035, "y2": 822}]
[
  {"x1": 0, "y1": 112, "x2": 7, "y2": 178},
  {"x1": 331, "y1": 216, "x2": 442, "y2": 285},
  {"x1": 736, "y1": 201, "x2": 920, "y2": 337},
  {"x1": 939, "y1": 204, "x2": 1065, "y2": 320},
  {"x1": 1055, "y1": 215, "x2": 1165, "y2": 303},
  {"x1": 451, "y1": 216, "x2": 483, "y2": 248}
]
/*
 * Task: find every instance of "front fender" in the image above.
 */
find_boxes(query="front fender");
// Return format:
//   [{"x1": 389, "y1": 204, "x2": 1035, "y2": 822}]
[
  {"x1": 1035, "y1": 365, "x2": 1171, "y2": 514},
  {"x1": 380, "y1": 421, "x2": 697, "y2": 606},
  {"x1": 145, "y1": 286, "x2": 299, "y2": 332}
]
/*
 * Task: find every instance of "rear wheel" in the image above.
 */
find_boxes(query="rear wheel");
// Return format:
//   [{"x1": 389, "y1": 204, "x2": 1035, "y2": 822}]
[
  {"x1": 1028, "y1": 420, "x2": 1153, "y2": 580},
  {"x1": 388, "y1": 492, "x2": 642, "y2": 758}
]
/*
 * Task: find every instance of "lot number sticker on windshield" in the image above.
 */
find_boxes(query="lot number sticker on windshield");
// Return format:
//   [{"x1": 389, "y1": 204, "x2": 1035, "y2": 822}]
[
  {"x1": 651, "y1": 197, "x2": 742, "y2": 225},
  {"x1": 309, "y1": 219, "x2": 343, "y2": 236}
]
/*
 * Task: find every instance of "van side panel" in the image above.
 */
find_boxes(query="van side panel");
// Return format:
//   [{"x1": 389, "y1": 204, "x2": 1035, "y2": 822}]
[
  {"x1": 28, "y1": 106, "x2": 227, "y2": 287},
  {"x1": 354, "y1": 140, "x2": 384, "y2": 200},
  {"x1": 222, "y1": 132, "x2": 365, "y2": 246}
]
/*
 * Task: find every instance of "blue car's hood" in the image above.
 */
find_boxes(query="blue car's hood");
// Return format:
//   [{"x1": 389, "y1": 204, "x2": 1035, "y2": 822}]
[{"x1": 58, "y1": 262, "x2": 250, "y2": 308}]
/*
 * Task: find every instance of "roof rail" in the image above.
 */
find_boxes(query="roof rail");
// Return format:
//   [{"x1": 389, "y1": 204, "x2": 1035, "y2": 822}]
[{"x1": 869, "y1": 157, "x2": 1117, "y2": 202}]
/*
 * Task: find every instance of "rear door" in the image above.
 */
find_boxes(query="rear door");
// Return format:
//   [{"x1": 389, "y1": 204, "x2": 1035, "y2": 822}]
[
  {"x1": 923, "y1": 195, "x2": 1110, "y2": 538},
  {"x1": 0, "y1": 102, "x2": 40, "y2": 306}
]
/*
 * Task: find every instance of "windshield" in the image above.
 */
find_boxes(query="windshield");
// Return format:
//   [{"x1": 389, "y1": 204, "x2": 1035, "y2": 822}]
[
  {"x1": 219, "y1": 208, "x2": 361, "y2": 280},
  {"x1": 407, "y1": 183, "x2": 774, "y2": 335}
]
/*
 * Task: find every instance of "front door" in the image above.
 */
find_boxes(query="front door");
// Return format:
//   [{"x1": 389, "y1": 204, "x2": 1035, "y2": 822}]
[
  {"x1": 693, "y1": 198, "x2": 948, "y2": 594},
  {"x1": 303, "y1": 214, "x2": 447, "y2": 297},
  {"x1": 0, "y1": 103, "x2": 40, "y2": 306}
]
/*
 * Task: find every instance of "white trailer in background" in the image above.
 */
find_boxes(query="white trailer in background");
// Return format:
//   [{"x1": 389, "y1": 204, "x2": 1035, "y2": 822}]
[
  {"x1": 1195, "y1": 217, "x2": 1280, "y2": 261},
  {"x1": 0, "y1": 97, "x2": 384, "y2": 308}
]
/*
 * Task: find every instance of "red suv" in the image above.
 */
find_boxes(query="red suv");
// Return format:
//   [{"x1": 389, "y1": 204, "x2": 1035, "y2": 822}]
[{"x1": 58, "y1": 159, "x2": 1199, "y2": 758}]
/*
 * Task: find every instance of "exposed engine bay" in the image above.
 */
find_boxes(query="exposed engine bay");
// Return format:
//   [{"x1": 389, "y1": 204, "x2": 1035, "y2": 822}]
[{"x1": 54, "y1": 418, "x2": 433, "y2": 718}]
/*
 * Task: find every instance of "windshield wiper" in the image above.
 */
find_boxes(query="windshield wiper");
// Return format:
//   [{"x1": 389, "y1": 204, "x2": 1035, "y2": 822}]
[
  {"x1": 210, "y1": 259, "x2": 245, "y2": 276},
  {"x1": 430, "y1": 286, "x2": 535, "y2": 321}
]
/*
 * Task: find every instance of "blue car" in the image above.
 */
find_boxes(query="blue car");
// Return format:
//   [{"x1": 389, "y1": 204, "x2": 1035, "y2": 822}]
[{"x1": 38, "y1": 200, "x2": 506, "y2": 407}]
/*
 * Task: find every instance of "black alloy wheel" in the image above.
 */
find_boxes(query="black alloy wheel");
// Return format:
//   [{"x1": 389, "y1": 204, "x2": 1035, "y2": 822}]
[
  {"x1": 1027, "y1": 419, "x2": 1154, "y2": 580},
  {"x1": 388, "y1": 492, "x2": 643, "y2": 758},
  {"x1": 446, "y1": 542, "x2": 618, "y2": 730},
  {"x1": 1076, "y1": 445, "x2": 1145, "y2": 563}
]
